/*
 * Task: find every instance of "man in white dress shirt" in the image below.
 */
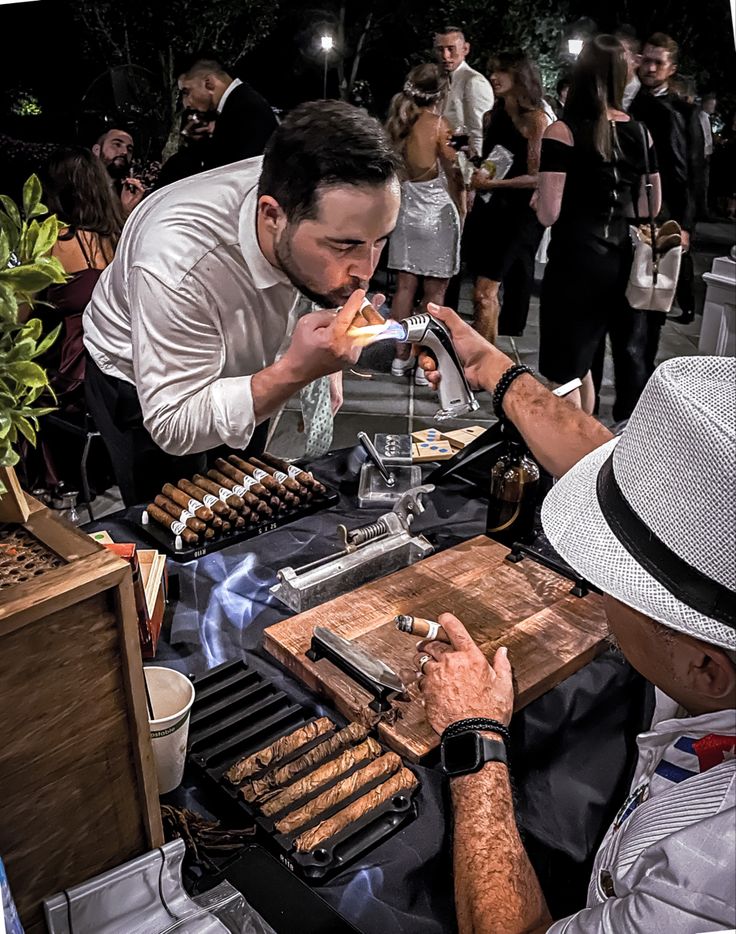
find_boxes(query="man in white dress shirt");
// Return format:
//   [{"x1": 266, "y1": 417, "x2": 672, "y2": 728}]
[
  {"x1": 434, "y1": 26, "x2": 494, "y2": 156},
  {"x1": 83, "y1": 101, "x2": 401, "y2": 504},
  {"x1": 413, "y1": 308, "x2": 735, "y2": 933}
]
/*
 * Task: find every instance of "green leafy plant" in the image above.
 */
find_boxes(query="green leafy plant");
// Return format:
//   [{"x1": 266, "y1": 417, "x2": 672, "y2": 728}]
[{"x1": 0, "y1": 175, "x2": 67, "y2": 494}]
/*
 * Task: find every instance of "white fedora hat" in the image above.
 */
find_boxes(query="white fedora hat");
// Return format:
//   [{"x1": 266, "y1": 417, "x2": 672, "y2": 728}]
[{"x1": 541, "y1": 356, "x2": 736, "y2": 651}]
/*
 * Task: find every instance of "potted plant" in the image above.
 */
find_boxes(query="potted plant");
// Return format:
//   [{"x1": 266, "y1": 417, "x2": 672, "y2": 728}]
[{"x1": 0, "y1": 174, "x2": 65, "y2": 522}]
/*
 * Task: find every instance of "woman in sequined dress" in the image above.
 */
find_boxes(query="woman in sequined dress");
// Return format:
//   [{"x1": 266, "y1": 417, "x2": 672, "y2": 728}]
[{"x1": 385, "y1": 64, "x2": 464, "y2": 385}]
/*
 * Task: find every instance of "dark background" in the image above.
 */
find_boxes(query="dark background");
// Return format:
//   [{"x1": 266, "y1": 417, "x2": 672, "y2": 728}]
[{"x1": 1, "y1": 0, "x2": 734, "y2": 167}]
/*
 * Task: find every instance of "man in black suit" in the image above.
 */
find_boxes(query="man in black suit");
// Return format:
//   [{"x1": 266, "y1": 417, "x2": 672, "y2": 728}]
[
  {"x1": 177, "y1": 55, "x2": 278, "y2": 168},
  {"x1": 631, "y1": 33, "x2": 704, "y2": 338}
]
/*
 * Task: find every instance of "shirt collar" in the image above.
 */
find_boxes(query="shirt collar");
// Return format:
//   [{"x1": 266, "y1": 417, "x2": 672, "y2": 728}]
[
  {"x1": 218, "y1": 77, "x2": 242, "y2": 114},
  {"x1": 238, "y1": 185, "x2": 292, "y2": 290},
  {"x1": 451, "y1": 60, "x2": 469, "y2": 81}
]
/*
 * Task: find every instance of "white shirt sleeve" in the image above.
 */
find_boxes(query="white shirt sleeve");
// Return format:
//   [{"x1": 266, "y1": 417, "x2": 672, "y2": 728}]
[
  {"x1": 465, "y1": 74, "x2": 494, "y2": 154},
  {"x1": 129, "y1": 266, "x2": 257, "y2": 456}
]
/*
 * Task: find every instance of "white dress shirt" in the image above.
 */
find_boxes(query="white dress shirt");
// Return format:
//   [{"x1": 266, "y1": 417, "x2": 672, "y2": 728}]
[
  {"x1": 547, "y1": 690, "x2": 736, "y2": 933},
  {"x1": 442, "y1": 60, "x2": 494, "y2": 155},
  {"x1": 622, "y1": 75, "x2": 641, "y2": 112},
  {"x1": 83, "y1": 157, "x2": 302, "y2": 457}
]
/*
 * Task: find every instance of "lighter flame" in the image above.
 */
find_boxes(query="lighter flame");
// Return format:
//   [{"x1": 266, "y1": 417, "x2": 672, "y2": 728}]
[{"x1": 347, "y1": 319, "x2": 405, "y2": 346}]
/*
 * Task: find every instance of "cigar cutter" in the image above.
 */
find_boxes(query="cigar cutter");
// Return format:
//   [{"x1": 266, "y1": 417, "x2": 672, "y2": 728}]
[
  {"x1": 271, "y1": 485, "x2": 434, "y2": 612},
  {"x1": 307, "y1": 627, "x2": 406, "y2": 713}
]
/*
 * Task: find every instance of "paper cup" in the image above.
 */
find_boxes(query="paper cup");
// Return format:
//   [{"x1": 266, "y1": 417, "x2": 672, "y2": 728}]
[{"x1": 144, "y1": 666, "x2": 195, "y2": 794}]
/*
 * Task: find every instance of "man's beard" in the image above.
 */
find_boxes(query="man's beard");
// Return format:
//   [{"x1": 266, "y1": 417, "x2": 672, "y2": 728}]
[
  {"x1": 274, "y1": 225, "x2": 365, "y2": 309},
  {"x1": 106, "y1": 157, "x2": 131, "y2": 181}
]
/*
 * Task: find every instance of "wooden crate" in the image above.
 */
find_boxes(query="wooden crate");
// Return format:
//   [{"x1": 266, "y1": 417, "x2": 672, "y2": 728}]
[
  {"x1": 0, "y1": 496, "x2": 163, "y2": 932},
  {"x1": 265, "y1": 536, "x2": 609, "y2": 762}
]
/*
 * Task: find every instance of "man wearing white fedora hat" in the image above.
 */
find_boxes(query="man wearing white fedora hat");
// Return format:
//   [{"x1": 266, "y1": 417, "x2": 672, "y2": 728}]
[{"x1": 416, "y1": 302, "x2": 735, "y2": 934}]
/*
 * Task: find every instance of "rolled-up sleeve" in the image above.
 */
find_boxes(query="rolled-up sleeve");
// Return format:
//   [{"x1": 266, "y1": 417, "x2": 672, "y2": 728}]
[{"x1": 129, "y1": 267, "x2": 257, "y2": 456}]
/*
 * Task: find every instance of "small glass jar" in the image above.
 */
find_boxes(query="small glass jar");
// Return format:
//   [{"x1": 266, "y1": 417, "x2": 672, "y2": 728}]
[{"x1": 486, "y1": 443, "x2": 540, "y2": 546}]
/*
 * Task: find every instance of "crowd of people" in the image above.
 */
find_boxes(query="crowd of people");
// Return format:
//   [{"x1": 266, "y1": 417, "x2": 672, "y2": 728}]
[{"x1": 6, "y1": 21, "x2": 734, "y2": 934}]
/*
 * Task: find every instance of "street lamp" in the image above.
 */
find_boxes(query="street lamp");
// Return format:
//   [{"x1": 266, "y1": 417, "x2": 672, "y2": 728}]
[
  {"x1": 320, "y1": 34, "x2": 333, "y2": 98},
  {"x1": 567, "y1": 38, "x2": 584, "y2": 57}
]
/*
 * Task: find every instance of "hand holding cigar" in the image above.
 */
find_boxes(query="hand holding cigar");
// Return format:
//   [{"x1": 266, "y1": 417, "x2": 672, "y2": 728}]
[{"x1": 395, "y1": 615, "x2": 451, "y2": 644}]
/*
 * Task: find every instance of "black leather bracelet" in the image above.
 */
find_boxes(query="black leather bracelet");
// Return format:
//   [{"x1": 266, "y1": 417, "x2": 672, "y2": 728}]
[
  {"x1": 441, "y1": 717, "x2": 511, "y2": 750},
  {"x1": 493, "y1": 364, "x2": 533, "y2": 421}
]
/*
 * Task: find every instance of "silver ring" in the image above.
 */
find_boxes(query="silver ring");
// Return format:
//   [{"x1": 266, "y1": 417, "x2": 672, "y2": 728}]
[{"x1": 417, "y1": 654, "x2": 432, "y2": 675}]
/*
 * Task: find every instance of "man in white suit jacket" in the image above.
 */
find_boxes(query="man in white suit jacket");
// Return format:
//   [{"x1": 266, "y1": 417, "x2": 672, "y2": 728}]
[{"x1": 434, "y1": 26, "x2": 494, "y2": 155}]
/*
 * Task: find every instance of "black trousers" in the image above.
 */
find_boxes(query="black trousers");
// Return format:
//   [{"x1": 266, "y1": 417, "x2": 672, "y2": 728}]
[{"x1": 85, "y1": 356, "x2": 268, "y2": 507}]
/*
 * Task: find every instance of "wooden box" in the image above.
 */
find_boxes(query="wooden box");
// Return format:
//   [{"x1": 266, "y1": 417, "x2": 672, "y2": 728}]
[
  {"x1": 265, "y1": 536, "x2": 609, "y2": 762},
  {"x1": 0, "y1": 497, "x2": 163, "y2": 932}
]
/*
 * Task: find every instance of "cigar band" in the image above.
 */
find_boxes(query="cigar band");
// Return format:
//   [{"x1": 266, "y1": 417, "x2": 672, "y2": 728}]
[
  {"x1": 178, "y1": 509, "x2": 195, "y2": 524},
  {"x1": 218, "y1": 487, "x2": 236, "y2": 502},
  {"x1": 425, "y1": 620, "x2": 441, "y2": 640},
  {"x1": 252, "y1": 468, "x2": 269, "y2": 482},
  {"x1": 201, "y1": 493, "x2": 219, "y2": 508},
  {"x1": 170, "y1": 519, "x2": 186, "y2": 535},
  {"x1": 239, "y1": 475, "x2": 258, "y2": 491},
  {"x1": 187, "y1": 497, "x2": 205, "y2": 513},
  {"x1": 286, "y1": 465, "x2": 303, "y2": 480},
  {"x1": 231, "y1": 482, "x2": 248, "y2": 496},
  {"x1": 272, "y1": 470, "x2": 288, "y2": 483}
]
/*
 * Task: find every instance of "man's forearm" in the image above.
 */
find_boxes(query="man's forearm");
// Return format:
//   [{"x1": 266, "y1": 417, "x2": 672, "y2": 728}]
[
  {"x1": 452, "y1": 758, "x2": 550, "y2": 934},
  {"x1": 476, "y1": 357, "x2": 612, "y2": 477},
  {"x1": 251, "y1": 355, "x2": 310, "y2": 424}
]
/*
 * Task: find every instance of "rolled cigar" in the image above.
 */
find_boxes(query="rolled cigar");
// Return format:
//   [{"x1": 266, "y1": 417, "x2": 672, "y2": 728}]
[
  {"x1": 214, "y1": 460, "x2": 282, "y2": 511},
  {"x1": 248, "y1": 456, "x2": 308, "y2": 499},
  {"x1": 242, "y1": 722, "x2": 369, "y2": 804},
  {"x1": 260, "y1": 737, "x2": 382, "y2": 817},
  {"x1": 224, "y1": 717, "x2": 334, "y2": 785},
  {"x1": 192, "y1": 474, "x2": 245, "y2": 512},
  {"x1": 146, "y1": 503, "x2": 199, "y2": 545},
  {"x1": 178, "y1": 478, "x2": 230, "y2": 518},
  {"x1": 260, "y1": 452, "x2": 326, "y2": 496},
  {"x1": 225, "y1": 456, "x2": 299, "y2": 508},
  {"x1": 394, "y1": 615, "x2": 451, "y2": 644},
  {"x1": 207, "y1": 470, "x2": 273, "y2": 518},
  {"x1": 219, "y1": 521, "x2": 232, "y2": 535},
  {"x1": 275, "y1": 752, "x2": 402, "y2": 834},
  {"x1": 162, "y1": 482, "x2": 213, "y2": 522},
  {"x1": 210, "y1": 514, "x2": 224, "y2": 531},
  {"x1": 294, "y1": 767, "x2": 417, "y2": 853},
  {"x1": 154, "y1": 493, "x2": 207, "y2": 533},
  {"x1": 230, "y1": 513, "x2": 247, "y2": 531}
]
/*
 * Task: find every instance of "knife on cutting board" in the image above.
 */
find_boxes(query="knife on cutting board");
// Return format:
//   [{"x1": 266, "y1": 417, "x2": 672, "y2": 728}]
[{"x1": 306, "y1": 626, "x2": 407, "y2": 713}]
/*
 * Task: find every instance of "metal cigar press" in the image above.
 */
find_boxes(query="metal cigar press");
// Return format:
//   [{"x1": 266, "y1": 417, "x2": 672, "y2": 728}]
[{"x1": 400, "y1": 313, "x2": 480, "y2": 420}]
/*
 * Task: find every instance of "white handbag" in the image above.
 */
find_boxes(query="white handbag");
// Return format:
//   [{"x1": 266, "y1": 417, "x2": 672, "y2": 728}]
[{"x1": 625, "y1": 125, "x2": 682, "y2": 312}]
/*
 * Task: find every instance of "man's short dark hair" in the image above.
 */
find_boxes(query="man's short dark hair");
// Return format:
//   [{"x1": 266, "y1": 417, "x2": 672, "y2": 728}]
[
  {"x1": 435, "y1": 25, "x2": 466, "y2": 40},
  {"x1": 257, "y1": 100, "x2": 402, "y2": 224},
  {"x1": 178, "y1": 51, "x2": 231, "y2": 81},
  {"x1": 645, "y1": 32, "x2": 679, "y2": 66}
]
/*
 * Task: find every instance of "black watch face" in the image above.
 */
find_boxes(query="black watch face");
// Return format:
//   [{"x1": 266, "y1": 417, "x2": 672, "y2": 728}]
[{"x1": 442, "y1": 731, "x2": 481, "y2": 776}]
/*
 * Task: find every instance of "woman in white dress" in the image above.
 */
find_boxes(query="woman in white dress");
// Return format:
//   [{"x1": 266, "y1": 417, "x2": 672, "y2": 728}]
[{"x1": 385, "y1": 64, "x2": 464, "y2": 385}]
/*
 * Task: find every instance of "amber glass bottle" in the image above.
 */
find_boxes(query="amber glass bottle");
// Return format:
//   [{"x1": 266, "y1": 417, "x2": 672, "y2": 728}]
[{"x1": 486, "y1": 442, "x2": 540, "y2": 546}]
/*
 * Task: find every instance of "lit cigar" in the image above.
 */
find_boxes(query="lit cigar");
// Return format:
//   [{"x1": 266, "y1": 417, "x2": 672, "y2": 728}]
[{"x1": 394, "y1": 615, "x2": 451, "y2": 644}]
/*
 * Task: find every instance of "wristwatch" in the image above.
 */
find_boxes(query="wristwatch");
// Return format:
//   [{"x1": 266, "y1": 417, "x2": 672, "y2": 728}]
[{"x1": 441, "y1": 730, "x2": 508, "y2": 777}]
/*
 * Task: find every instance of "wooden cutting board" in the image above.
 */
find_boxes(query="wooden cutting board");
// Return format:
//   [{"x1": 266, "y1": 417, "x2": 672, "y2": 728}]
[{"x1": 264, "y1": 536, "x2": 608, "y2": 762}]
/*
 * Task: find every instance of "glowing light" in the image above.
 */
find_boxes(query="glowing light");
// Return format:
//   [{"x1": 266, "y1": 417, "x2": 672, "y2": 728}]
[
  {"x1": 347, "y1": 319, "x2": 405, "y2": 346},
  {"x1": 568, "y1": 38, "x2": 584, "y2": 57},
  {"x1": 321, "y1": 35, "x2": 334, "y2": 51}
]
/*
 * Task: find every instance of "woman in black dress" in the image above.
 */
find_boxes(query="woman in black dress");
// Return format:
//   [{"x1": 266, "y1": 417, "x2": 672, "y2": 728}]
[
  {"x1": 535, "y1": 35, "x2": 662, "y2": 417},
  {"x1": 465, "y1": 50, "x2": 549, "y2": 344}
]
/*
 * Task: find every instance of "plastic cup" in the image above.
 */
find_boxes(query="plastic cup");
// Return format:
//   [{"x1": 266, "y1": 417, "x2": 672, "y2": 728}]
[{"x1": 144, "y1": 666, "x2": 195, "y2": 794}]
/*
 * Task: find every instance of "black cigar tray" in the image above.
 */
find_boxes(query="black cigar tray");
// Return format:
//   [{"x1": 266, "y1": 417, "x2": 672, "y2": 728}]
[
  {"x1": 129, "y1": 483, "x2": 339, "y2": 562},
  {"x1": 187, "y1": 659, "x2": 419, "y2": 883}
]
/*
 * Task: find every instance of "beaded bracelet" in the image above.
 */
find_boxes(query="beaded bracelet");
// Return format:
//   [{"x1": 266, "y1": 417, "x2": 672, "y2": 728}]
[
  {"x1": 441, "y1": 717, "x2": 511, "y2": 750},
  {"x1": 492, "y1": 364, "x2": 533, "y2": 421}
]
